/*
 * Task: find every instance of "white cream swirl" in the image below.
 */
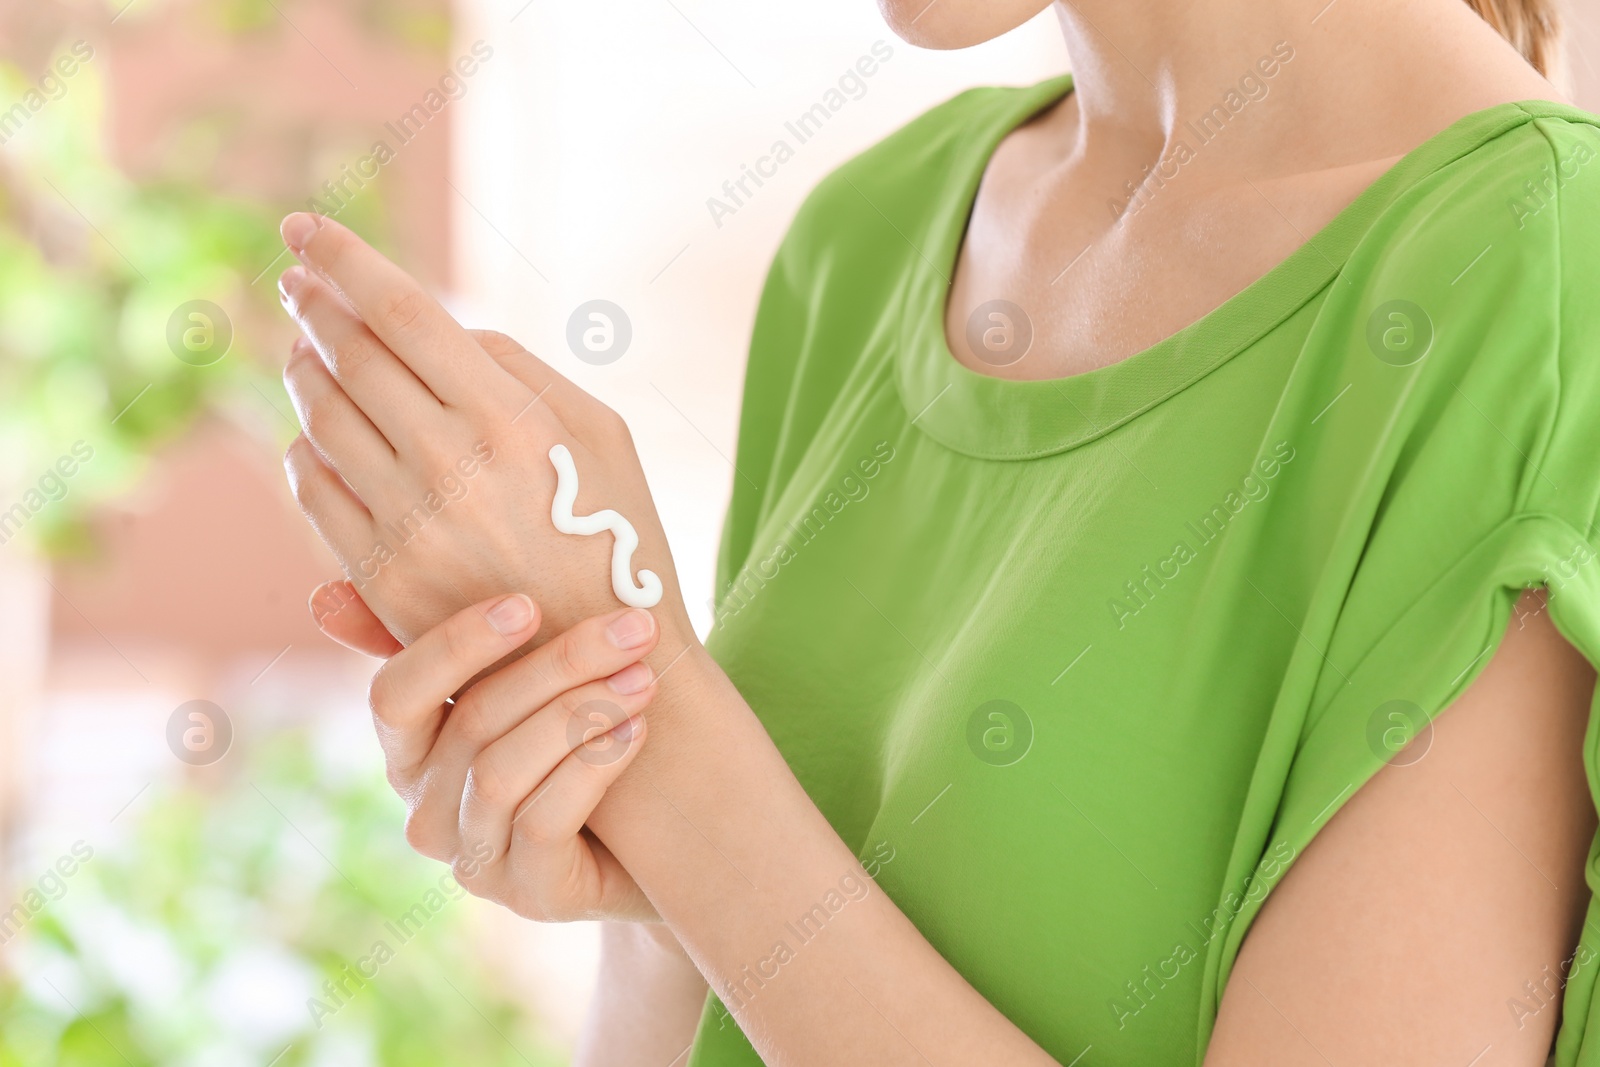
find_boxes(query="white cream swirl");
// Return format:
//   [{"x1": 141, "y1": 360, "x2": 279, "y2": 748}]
[{"x1": 547, "y1": 444, "x2": 663, "y2": 609}]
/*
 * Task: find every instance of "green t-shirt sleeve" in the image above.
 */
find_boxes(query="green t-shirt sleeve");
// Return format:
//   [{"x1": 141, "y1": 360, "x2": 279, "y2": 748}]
[
  {"x1": 1531, "y1": 118, "x2": 1600, "y2": 535},
  {"x1": 1199, "y1": 114, "x2": 1600, "y2": 1060}
]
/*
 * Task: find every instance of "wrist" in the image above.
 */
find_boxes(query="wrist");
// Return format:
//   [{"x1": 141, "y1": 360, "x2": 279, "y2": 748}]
[
  {"x1": 641, "y1": 628, "x2": 726, "y2": 726},
  {"x1": 632, "y1": 918, "x2": 694, "y2": 959},
  {"x1": 592, "y1": 635, "x2": 746, "y2": 833}
]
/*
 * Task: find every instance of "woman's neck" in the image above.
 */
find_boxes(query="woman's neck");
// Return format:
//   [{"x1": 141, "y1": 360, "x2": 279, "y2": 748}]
[{"x1": 1050, "y1": 0, "x2": 1559, "y2": 175}]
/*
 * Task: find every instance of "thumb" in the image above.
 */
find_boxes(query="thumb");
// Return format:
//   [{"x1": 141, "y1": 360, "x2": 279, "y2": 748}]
[{"x1": 309, "y1": 580, "x2": 404, "y2": 658}]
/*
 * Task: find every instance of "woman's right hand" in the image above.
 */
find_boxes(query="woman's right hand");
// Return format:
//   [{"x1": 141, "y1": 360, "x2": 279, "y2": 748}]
[
  {"x1": 277, "y1": 217, "x2": 696, "y2": 652},
  {"x1": 368, "y1": 591, "x2": 662, "y2": 923}
]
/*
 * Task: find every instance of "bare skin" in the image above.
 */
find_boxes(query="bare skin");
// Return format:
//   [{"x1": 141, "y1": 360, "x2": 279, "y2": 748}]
[
  {"x1": 289, "y1": 0, "x2": 1598, "y2": 1063},
  {"x1": 1210, "y1": 590, "x2": 1597, "y2": 1064},
  {"x1": 573, "y1": 923, "x2": 707, "y2": 1066},
  {"x1": 944, "y1": 0, "x2": 1560, "y2": 381}
]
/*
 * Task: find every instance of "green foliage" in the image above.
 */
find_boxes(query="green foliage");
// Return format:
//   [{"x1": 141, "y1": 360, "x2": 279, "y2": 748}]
[
  {"x1": 203, "y1": 0, "x2": 452, "y2": 54},
  {"x1": 0, "y1": 55, "x2": 290, "y2": 556},
  {"x1": 0, "y1": 728, "x2": 561, "y2": 1067},
  {"x1": 0, "y1": 18, "x2": 548, "y2": 1067}
]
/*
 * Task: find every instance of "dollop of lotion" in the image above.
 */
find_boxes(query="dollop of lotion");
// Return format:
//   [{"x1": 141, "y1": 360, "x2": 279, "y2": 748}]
[{"x1": 547, "y1": 444, "x2": 663, "y2": 609}]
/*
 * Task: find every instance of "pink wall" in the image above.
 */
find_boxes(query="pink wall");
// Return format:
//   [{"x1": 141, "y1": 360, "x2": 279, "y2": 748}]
[
  {"x1": 47, "y1": 0, "x2": 454, "y2": 685},
  {"x1": 106, "y1": 0, "x2": 456, "y2": 287}
]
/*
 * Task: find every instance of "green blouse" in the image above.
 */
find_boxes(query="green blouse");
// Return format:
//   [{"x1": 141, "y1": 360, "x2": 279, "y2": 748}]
[{"x1": 689, "y1": 75, "x2": 1600, "y2": 1065}]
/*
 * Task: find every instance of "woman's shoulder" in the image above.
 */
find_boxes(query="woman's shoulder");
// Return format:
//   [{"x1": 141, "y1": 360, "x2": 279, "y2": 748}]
[
  {"x1": 1366, "y1": 100, "x2": 1600, "y2": 262},
  {"x1": 824, "y1": 78, "x2": 1062, "y2": 185},
  {"x1": 1332, "y1": 101, "x2": 1600, "y2": 529},
  {"x1": 772, "y1": 78, "x2": 1070, "y2": 271},
  {"x1": 1342, "y1": 100, "x2": 1600, "y2": 345}
]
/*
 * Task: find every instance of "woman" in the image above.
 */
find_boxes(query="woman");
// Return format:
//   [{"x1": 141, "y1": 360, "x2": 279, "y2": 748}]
[{"x1": 277, "y1": 0, "x2": 1600, "y2": 1062}]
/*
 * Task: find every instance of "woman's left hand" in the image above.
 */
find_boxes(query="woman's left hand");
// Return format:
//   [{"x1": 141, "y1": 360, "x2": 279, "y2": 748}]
[
  {"x1": 276, "y1": 212, "x2": 694, "y2": 650},
  {"x1": 367, "y1": 591, "x2": 663, "y2": 923}
]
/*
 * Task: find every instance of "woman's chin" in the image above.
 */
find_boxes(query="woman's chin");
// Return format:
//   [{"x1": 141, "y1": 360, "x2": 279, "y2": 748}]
[{"x1": 876, "y1": 0, "x2": 1053, "y2": 50}]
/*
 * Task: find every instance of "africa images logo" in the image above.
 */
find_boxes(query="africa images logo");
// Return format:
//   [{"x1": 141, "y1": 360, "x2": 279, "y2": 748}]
[
  {"x1": 705, "y1": 41, "x2": 895, "y2": 228},
  {"x1": 1508, "y1": 135, "x2": 1596, "y2": 230}
]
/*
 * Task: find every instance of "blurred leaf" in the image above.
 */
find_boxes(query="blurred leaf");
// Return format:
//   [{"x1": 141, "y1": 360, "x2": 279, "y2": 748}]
[
  {"x1": 0, "y1": 729, "x2": 560, "y2": 1066},
  {"x1": 0, "y1": 51, "x2": 291, "y2": 557}
]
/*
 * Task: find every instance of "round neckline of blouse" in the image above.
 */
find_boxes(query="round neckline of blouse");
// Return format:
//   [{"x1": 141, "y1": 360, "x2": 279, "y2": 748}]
[{"x1": 895, "y1": 77, "x2": 1592, "y2": 461}]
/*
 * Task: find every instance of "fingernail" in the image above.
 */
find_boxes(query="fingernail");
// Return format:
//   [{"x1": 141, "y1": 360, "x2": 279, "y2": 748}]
[
  {"x1": 486, "y1": 594, "x2": 535, "y2": 636},
  {"x1": 281, "y1": 212, "x2": 320, "y2": 252},
  {"x1": 605, "y1": 609, "x2": 654, "y2": 650},
  {"x1": 606, "y1": 662, "x2": 653, "y2": 695},
  {"x1": 609, "y1": 715, "x2": 642, "y2": 742},
  {"x1": 278, "y1": 265, "x2": 307, "y2": 302}
]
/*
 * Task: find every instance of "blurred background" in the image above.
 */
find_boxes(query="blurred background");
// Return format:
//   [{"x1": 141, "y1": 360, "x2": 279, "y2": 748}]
[{"x1": 0, "y1": 2, "x2": 1594, "y2": 1064}]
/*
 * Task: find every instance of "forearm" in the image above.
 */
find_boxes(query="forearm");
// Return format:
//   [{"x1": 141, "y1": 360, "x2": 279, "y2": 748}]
[
  {"x1": 587, "y1": 646, "x2": 1054, "y2": 1066},
  {"x1": 573, "y1": 922, "x2": 708, "y2": 1067},
  {"x1": 271, "y1": 211, "x2": 1032, "y2": 1060}
]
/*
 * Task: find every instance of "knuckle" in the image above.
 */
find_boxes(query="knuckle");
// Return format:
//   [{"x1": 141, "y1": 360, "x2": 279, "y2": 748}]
[
  {"x1": 595, "y1": 420, "x2": 628, "y2": 453},
  {"x1": 402, "y1": 807, "x2": 446, "y2": 859},
  {"x1": 449, "y1": 688, "x2": 495, "y2": 749},
  {"x1": 559, "y1": 750, "x2": 605, "y2": 794},
  {"x1": 574, "y1": 736, "x2": 630, "y2": 782},
  {"x1": 414, "y1": 431, "x2": 465, "y2": 471},
  {"x1": 284, "y1": 439, "x2": 322, "y2": 505},
  {"x1": 378, "y1": 288, "x2": 429, "y2": 336},
  {"x1": 440, "y1": 615, "x2": 490, "y2": 674},
  {"x1": 291, "y1": 276, "x2": 334, "y2": 320},
  {"x1": 402, "y1": 809, "x2": 426, "y2": 851},
  {"x1": 601, "y1": 406, "x2": 631, "y2": 440},
  {"x1": 288, "y1": 472, "x2": 313, "y2": 507},
  {"x1": 382, "y1": 761, "x2": 412, "y2": 796},
  {"x1": 510, "y1": 860, "x2": 584, "y2": 922},
  {"x1": 559, "y1": 690, "x2": 608, "y2": 739},
  {"x1": 465, "y1": 752, "x2": 511, "y2": 808},
  {"x1": 329, "y1": 333, "x2": 376, "y2": 374},
  {"x1": 300, "y1": 393, "x2": 343, "y2": 443},
  {"x1": 282, "y1": 344, "x2": 315, "y2": 385},
  {"x1": 457, "y1": 838, "x2": 499, "y2": 877},
  {"x1": 367, "y1": 664, "x2": 397, "y2": 725},
  {"x1": 543, "y1": 861, "x2": 595, "y2": 920},
  {"x1": 514, "y1": 812, "x2": 558, "y2": 850},
  {"x1": 557, "y1": 693, "x2": 630, "y2": 764},
  {"x1": 518, "y1": 893, "x2": 558, "y2": 922},
  {"x1": 550, "y1": 632, "x2": 597, "y2": 683},
  {"x1": 450, "y1": 855, "x2": 489, "y2": 890}
]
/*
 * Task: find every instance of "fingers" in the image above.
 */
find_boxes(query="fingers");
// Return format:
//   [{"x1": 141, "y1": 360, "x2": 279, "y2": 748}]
[
  {"x1": 310, "y1": 580, "x2": 403, "y2": 657},
  {"x1": 458, "y1": 676, "x2": 651, "y2": 868},
  {"x1": 438, "y1": 608, "x2": 659, "y2": 750},
  {"x1": 283, "y1": 336, "x2": 395, "y2": 497},
  {"x1": 368, "y1": 593, "x2": 543, "y2": 778},
  {"x1": 279, "y1": 265, "x2": 438, "y2": 450},
  {"x1": 467, "y1": 328, "x2": 594, "y2": 430},
  {"x1": 281, "y1": 213, "x2": 518, "y2": 411},
  {"x1": 284, "y1": 434, "x2": 373, "y2": 557}
]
